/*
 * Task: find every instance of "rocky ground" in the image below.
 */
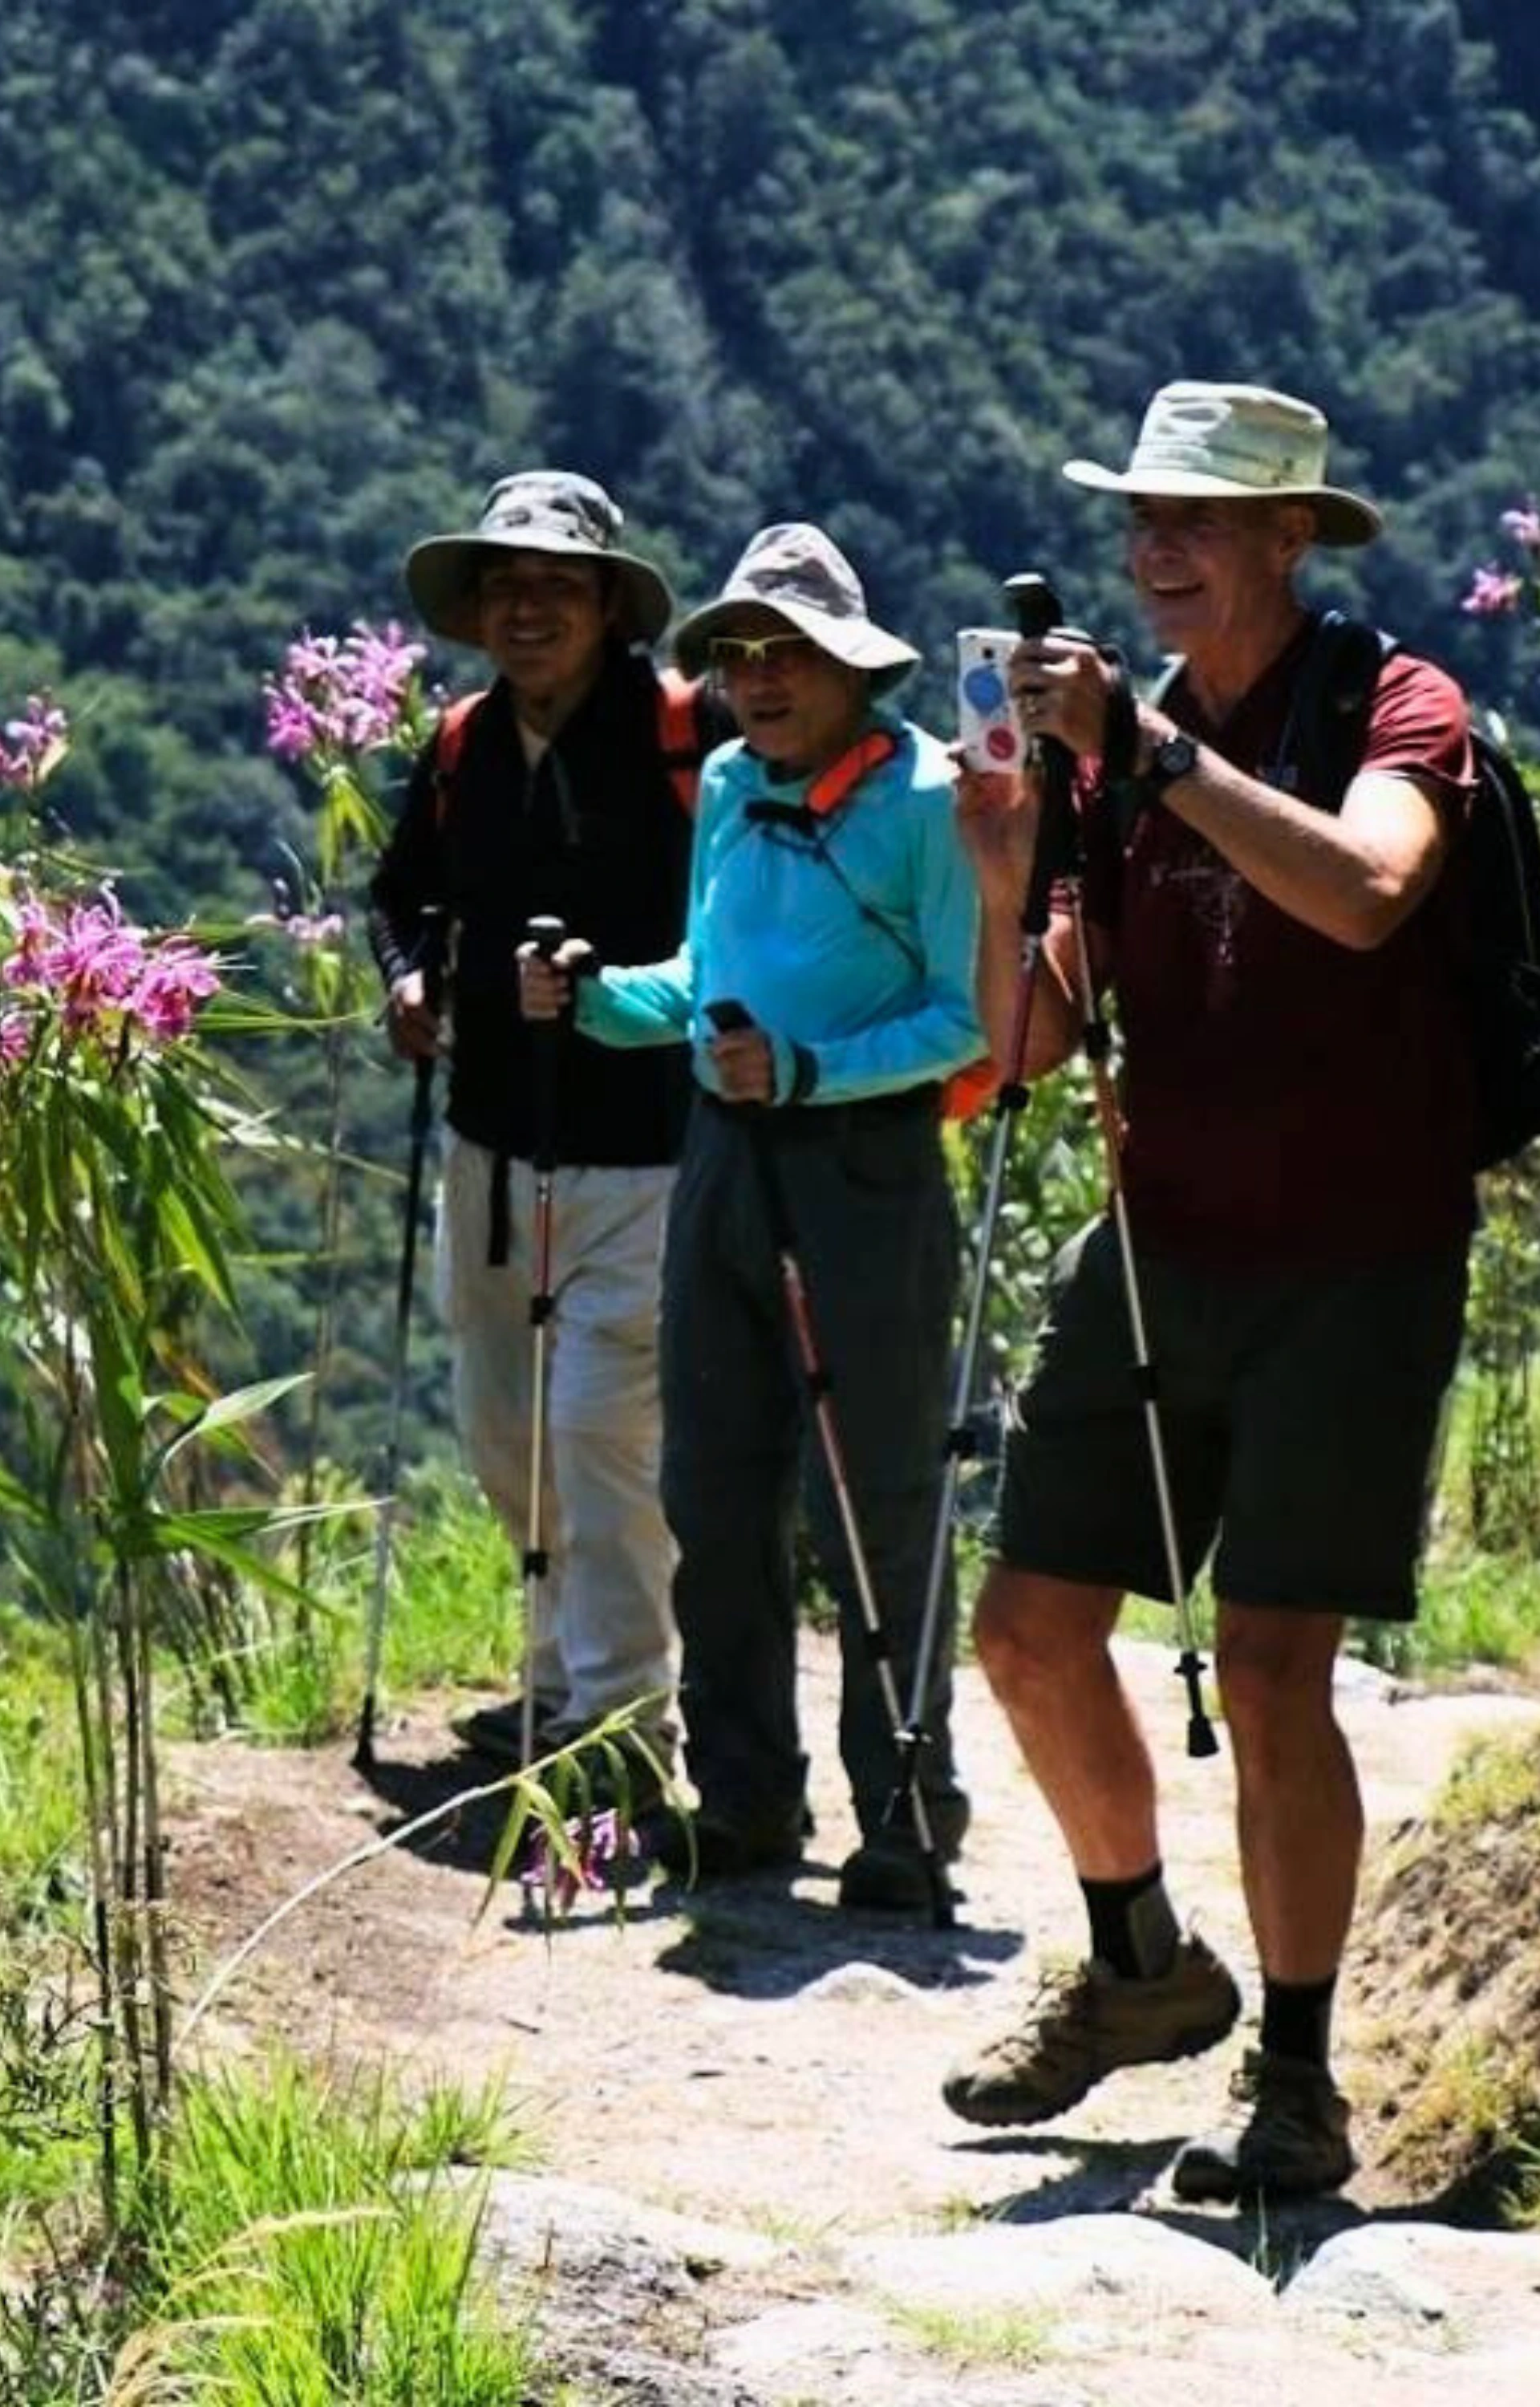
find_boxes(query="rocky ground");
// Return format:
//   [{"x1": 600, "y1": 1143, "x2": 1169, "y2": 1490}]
[{"x1": 164, "y1": 1632, "x2": 1540, "y2": 2404}]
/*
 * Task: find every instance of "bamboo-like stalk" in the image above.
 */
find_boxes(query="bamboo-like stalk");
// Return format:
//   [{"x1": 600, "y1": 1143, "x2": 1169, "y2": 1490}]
[
  {"x1": 114, "y1": 1561, "x2": 153, "y2": 2174},
  {"x1": 296, "y1": 1016, "x2": 348, "y2": 1597},
  {"x1": 136, "y1": 1589, "x2": 175, "y2": 2117}
]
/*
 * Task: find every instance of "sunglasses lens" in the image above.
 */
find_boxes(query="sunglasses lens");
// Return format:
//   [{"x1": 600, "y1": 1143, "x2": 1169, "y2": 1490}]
[{"x1": 708, "y1": 633, "x2": 813, "y2": 668}]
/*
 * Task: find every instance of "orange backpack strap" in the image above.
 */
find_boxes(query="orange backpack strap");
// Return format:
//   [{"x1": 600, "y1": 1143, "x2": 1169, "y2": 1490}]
[
  {"x1": 655, "y1": 667, "x2": 708, "y2": 817},
  {"x1": 432, "y1": 688, "x2": 489, "y2": 826}
]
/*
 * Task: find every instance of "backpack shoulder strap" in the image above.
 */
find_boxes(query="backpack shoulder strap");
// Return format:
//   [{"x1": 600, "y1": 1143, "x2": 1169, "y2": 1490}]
[
  {"x1": 1277, "y1": 611, "x2": 1396, "y2": 814},
  {"x1": 654, "y1": 666, "x2": 709, "y2": 817},
  {"x1": 432, "y1": 688, "x2": 491, "y2": 826}
]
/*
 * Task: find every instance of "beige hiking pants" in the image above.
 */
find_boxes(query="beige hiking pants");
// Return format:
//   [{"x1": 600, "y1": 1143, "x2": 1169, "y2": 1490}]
[{"x1": 435, "y1": 1130, "x2": 678, "y2": 1749}]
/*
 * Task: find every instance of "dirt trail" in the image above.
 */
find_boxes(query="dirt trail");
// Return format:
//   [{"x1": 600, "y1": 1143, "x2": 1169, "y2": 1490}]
[{"x1": 166, "y1": 1632, "x2": 1540, "y2": 2237}]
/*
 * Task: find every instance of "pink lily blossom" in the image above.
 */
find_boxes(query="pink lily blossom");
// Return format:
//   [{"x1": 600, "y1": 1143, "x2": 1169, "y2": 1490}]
[
  {"x1": 1461, "y1": 565, "x2": 1523, "y2": 618},
  {"x1": 2, "y1": 890, "x2": 220, "y2": 1052},
  {"x1": 0, "y1": 694, "x2": 69, "y2": 790},
  {"x1": 518, "y1": 1808, "x2": 639, "y2": 1912},
  {"x1": 264, "y1": 620, "x2": 427, "y2": 764}
]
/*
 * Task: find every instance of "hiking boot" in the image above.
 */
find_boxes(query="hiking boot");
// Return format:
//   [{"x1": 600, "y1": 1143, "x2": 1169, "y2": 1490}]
[
  {"x1": 451, "y1": 1697, "x2": 561, "y2": 1767},
  {"x1": 942, "y1": 1934, "x2": 1242, "y2": 2128},
  {"x1": 837, "y1": 1792, "x2": 967, "y2": 1912},
  {"x1": 837, "y1": 1833, "x2": 953, "y2": 1914},
  {"x1": 1170, "y1": 2048, "x2": 1355, "y2": 2202},
  {"x1": 642, "y1": 1803, "x2": 804, "y2": 1882}
]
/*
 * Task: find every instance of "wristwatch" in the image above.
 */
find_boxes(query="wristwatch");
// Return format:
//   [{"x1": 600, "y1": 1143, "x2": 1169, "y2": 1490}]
[{"x1": 1143, "y1": 727, "x2": 1200, "y2": 798}]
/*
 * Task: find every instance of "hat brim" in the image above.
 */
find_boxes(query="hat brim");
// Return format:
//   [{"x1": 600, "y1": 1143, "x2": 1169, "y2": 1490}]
[
  {"x1": 674, "y1": 595, "x2": 919, "y2": 692},
  {"x1": 404, "y1": 528, "x2": 674, "y2": 647},
  {"x1": 1061, "y1": 461, "x2": 1381, "y2": 548}
]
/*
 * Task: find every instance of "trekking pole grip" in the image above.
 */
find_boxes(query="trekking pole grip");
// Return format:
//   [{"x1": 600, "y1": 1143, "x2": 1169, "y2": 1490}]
[
  {"x1": 1003, "y1": 570, "x2": 1081, "y2": 905},
  {"x1": 527, "y1": 914, "x2": 567, "y2": 969}
]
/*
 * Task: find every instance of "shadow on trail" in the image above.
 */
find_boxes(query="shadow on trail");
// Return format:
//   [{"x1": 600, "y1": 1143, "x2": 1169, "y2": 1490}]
[
  {"x1": 355, "y1": 1741, "x2": 667, "y2": 1910},
  {"x1": 650, "y1": 1866, "x2": 1023, "y2": 1999},
  {"x1": 947, "y1": 2122, "x2": 1514, "y2": 2270},
  {"x1": 354, "y1": 1741, "x2": 532, "y2": 1873},
  {"x1": 352, "y1": 1745, "x2": 1030, "y2": 1963}
]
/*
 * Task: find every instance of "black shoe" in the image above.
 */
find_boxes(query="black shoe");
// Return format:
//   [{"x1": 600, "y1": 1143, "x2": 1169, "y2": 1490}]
[
  {"x1": 837, "y1": 1833, "x2": 954, "y2": 1914},
  {"x1": 451, "y1": 1697, "x2": 561, "y2": 1767},
  {"x1": 642, "y1": 1804, "x2": 804, "y2": 1881}
]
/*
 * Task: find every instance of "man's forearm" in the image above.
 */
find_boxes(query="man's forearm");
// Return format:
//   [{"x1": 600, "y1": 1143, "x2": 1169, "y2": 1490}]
[{"x1": 1141, "y1": 712, "x2": 1445, "y2": 950}]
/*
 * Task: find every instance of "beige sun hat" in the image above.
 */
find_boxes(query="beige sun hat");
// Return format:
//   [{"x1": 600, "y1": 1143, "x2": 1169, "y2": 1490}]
[
  {"x1": 404, "y1": 470, "x2": 674, "y2": 647},
  {"x1": 674, "y1": 523, "x2": 920, "y2": 692},
  {"x1": 1063, "y1": 382, "x2": 1383, "y2": 547}
]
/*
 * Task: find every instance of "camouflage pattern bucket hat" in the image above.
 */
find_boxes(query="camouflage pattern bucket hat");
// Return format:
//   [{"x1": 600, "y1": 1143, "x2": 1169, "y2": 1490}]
[
  {"x1": 404, "y1": 470, "x2": 674, "y2": 647},
  {"x1": 674, "y1": 523, "x2": 920, "y2": 692},
  {"x1": 1063, "y1": 382, "x2": 1382, "y2": 547}
]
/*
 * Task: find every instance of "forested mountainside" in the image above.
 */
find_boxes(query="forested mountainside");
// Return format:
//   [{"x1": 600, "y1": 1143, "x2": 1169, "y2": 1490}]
[{"x1": 4, "y1": 0, "x2": 1540, "y2": 916}]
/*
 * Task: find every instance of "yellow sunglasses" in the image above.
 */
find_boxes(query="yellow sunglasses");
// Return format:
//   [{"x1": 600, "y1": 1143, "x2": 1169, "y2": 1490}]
[{"x1": 706, "y1": 631, "x2": 819, "y2": 668}]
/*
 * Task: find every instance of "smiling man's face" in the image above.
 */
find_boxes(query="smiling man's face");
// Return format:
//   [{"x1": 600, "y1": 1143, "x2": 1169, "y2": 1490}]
[
  {"x1": 476, "y1": 550, "x2": 610, "y2": 720},
  {"x1": 1125, "y1": 495, "x2": 1314, "y2": 675}
]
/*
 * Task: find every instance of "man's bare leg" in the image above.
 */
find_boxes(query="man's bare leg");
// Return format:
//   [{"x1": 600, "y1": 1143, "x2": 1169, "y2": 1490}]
[
  {"x1": 1215, "y1": 1601, "x2": 1360, "y2": 1986},
  {"x1": 971, "y1": 1564, "x2": 1156, "y2": 1876},
  {"x1": 1169, "y1": 1602, "x2": 1360, "y2": 2201}
]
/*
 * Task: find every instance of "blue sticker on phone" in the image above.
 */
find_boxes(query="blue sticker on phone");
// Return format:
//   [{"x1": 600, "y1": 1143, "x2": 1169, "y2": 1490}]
[{"x1": 962, "y1": 662, "x2": 1007, "y2": 712}]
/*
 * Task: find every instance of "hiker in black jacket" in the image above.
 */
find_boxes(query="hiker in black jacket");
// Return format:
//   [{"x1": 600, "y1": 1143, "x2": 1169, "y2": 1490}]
[{"x1": 369, "y1": 471, "x2": 726, "y2": 1791}]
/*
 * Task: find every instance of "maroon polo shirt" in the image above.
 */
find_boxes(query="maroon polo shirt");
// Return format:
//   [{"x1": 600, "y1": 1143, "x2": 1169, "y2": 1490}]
[{"x1": 1079, "y1": 620, "x2": 1477, "y2": 1268}]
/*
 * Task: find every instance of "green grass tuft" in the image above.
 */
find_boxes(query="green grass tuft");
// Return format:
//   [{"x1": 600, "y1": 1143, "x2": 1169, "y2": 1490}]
[{"x1": 2, "y1": 2052, "x2": 544, "y2": 2403}]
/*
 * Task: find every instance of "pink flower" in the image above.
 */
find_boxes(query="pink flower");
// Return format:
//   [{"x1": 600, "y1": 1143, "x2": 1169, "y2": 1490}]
[
  {"x1": 48, "y1": 901, "x2": 147, "y2": 1029},
  {"x1": 263, "y1": 621, "x2": 427, "y2": 765},
  {"x1": 0, "y1": 695, "x2": 69, "y2": 790},
  {"x1": 518, "y1": 1808, "x2": 639, "y2": 1911},
  {"x1": 1461, "y1": 566, "x2": 1523, "y2": 617},
  {"x1": 0, "y1": 1011, "x2": 30, "y2": 1069},
  {"x1": 2, "y1": 900, "x2": 55, "y2": 988},
  {"x1": 2, "y1": 889, "x2": 219, "y2": 1049},
  {"x1": 128, "y1": 944, "x2": 221, "y2": 1042},
  {"x1": 1501, "y1": 505, "x2": 1540, "y2": 552},
  {"x1": 287, "y1": 911, "x2": 345, "y2": 948}
]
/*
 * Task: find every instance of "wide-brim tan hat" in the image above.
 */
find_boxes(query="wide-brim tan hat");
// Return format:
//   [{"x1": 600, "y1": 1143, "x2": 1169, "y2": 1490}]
[
  {"x1": 674, "y1": 522, "x2": 919, "y2": 692},
  {"x1": 1063, "y1": 381, "x2": 1382, "y2": 547},
  {"x1": 405, "y1": 470, "x2": 674, "y2": 647}
]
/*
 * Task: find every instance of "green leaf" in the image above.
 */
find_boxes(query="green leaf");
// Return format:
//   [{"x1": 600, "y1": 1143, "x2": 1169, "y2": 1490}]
[{"x1": 156, "y1": 1373, "x2": 312, "y2": 1471}]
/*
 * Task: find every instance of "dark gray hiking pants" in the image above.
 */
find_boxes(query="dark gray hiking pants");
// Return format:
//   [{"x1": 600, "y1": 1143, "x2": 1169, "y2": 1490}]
[{"x1": 660, "y1": 1090, "x2": 964, "y2": 1839}]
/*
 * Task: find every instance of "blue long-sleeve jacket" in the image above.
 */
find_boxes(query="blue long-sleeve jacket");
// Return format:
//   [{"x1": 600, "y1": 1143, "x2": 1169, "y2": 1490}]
[{"x1": 577, "y1": 709, "x2": 983, "y2": 1104}]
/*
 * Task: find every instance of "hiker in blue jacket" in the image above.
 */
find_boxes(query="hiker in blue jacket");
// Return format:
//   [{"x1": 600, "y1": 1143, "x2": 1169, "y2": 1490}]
[{"x1": 522, "y1": 523, "x2": 983, "y2": 1913}]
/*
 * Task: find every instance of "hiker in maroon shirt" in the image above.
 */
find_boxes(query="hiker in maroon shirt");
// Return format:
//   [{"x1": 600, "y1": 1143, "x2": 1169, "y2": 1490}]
[{"x1": 945, "y1": 382, "x2": 1475, "y2": 2202}]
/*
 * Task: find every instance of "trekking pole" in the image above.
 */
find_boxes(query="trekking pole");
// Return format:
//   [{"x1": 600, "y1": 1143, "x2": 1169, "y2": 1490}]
[
  {"x1": 704, "y1": 1001, "x2": 954, "y2": 1929},
  {"x1": 518, "y1": 914, "x2": 567, "y2": 1774},
  {"x1": 886, "y1": 577, "x2": 1082, "y2": 1849},
  {"x1": 1007, "y1": 578, "x2": 1218, "y2": 1760},
  {"x1": 355, "y1": 904, "x2": 448, "y2": 1771}
]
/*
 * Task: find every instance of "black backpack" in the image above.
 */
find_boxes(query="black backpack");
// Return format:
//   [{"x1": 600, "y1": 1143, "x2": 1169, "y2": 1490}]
[{"x1": 1158, "y1": 614, "x2": 1540, "y2": 1171}]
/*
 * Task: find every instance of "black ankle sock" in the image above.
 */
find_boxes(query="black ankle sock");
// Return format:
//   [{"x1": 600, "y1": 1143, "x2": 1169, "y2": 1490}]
[
  {"x1": 1080, "y1": 1864, "x2": 1178, "y2": 1979},
  {"x1": 1259, "y1": 1974, "x2": 1337, "y2": 2068}
]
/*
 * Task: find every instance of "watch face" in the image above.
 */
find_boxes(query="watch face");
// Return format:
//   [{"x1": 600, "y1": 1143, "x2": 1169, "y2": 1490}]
[
  {"x1": 1157, "y1": 734, "x2": 1197, "y2": 777},
  {"x1": 1152, "y1": 733, "x2": 1198, "y2": 786}
]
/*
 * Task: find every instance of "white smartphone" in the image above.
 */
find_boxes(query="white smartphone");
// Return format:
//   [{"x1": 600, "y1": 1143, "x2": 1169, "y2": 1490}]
[{"x1": 956, "y1": 627, "x2": 1024, "y2": 772}]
